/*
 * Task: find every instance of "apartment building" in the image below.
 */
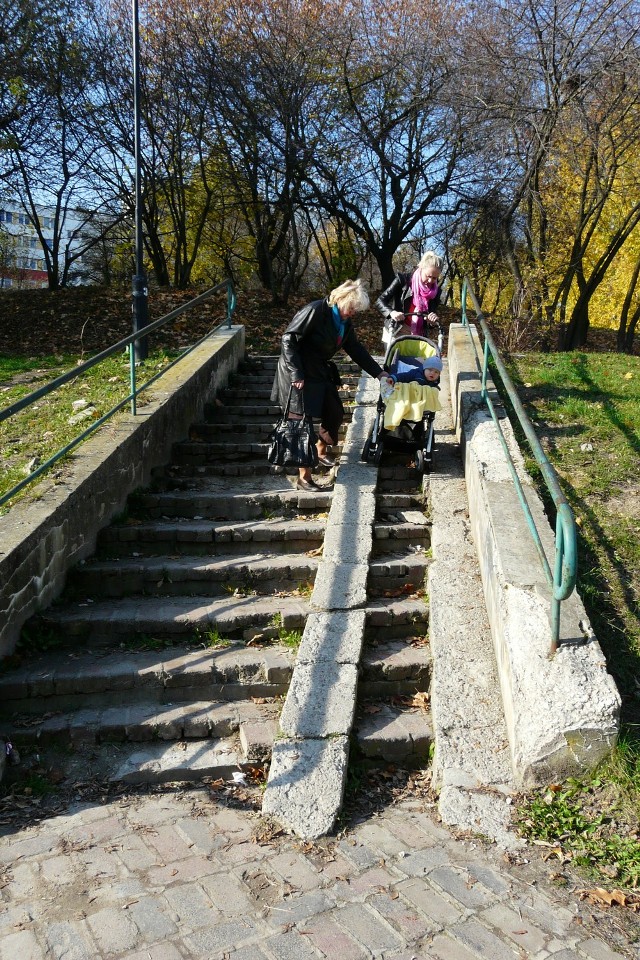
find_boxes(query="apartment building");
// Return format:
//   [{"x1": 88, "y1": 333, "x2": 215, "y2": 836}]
[{"x1": 0, "y1": 200, "x2": 89, "y2": 289}]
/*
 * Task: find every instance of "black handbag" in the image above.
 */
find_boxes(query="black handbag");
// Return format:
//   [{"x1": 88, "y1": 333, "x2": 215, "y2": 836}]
[{"x1": 267, "y1": 386, "x2": 319, "y2": 468}]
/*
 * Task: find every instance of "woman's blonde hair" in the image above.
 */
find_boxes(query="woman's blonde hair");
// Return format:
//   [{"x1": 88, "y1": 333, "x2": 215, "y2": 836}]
[
  {"x1": 328, "y1": 278, "x2": 370, "y2": 313},
  {"x1": 418, "y1": 250, "x2": 443, "y2": 273}
]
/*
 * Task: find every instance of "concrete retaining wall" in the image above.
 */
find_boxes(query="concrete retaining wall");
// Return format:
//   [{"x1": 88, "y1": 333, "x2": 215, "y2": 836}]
[
  {"x1": 447, "y1": 323, "x2": 620, "y2": 788},
  {"x1": 0, "y1": 326, "x2": 245, "y2": 658}
]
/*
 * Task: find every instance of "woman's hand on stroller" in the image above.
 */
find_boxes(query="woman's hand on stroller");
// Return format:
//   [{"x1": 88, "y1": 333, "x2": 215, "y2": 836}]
[
  {"x1": 425, "y1": 312, "x2": 439, "y2": 327},
  {"x1": 292, "y1": 379, "x2": 304, "y2": 389}
]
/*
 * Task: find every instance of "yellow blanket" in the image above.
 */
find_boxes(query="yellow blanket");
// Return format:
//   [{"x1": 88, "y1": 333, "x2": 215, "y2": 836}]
[{"x1": 383, "y1": 382, "x2": 441, "y2": 428}]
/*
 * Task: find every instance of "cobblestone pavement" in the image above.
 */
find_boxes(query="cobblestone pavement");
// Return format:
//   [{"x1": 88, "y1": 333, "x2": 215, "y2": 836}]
[{"x1": 1, "y1": 779, "x2": 638, "y2": 960}]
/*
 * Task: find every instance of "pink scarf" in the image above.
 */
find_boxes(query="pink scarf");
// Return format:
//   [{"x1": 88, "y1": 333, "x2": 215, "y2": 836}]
[{"x1": 411, "y1": 269, "x2": 439, "y2": 313}]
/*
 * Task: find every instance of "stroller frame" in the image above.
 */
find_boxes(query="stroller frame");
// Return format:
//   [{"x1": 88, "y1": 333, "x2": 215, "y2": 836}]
[{"x1": 362, "y1": 318, "x2": 444, "y2": 476}]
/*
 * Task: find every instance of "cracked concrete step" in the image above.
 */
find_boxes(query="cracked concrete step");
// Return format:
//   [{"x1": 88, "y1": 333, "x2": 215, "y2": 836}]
[
  {"x1": 353, "y1": 703, "x2": 434, "y2": 764},
  {"x1": 172, "y1": 428, "x2": 347, "y2": 462},
  {"x1": 359, "y1": 639, "x2": 432, "y2": 696},
  {"x1": 368, "y1": 555, "x2": 429, "y2": 595},
  {"x1": 97, "y1": 518, "x2": 327, "y2": 556},
  {"x1": 7, "y1": 697, "x2": 280, "y2": 750},
  {"x1": 133, "y1": 488, "x2": 329, "y2": 519},
  {"x1": 34, "y1": 594, "x2": 309, "y2": 645},
  {"x1": 364, "y1": 596, "x2": 429, "y2": 641},
  {"x1": 0, "y1": 645, "x2": 295, "y2": 714},
  {"x1": 70, "y1": 553, "x2": 319, "y2": 599},
  {"x1": 204, "y1": 403, "x2": 281, "y2": 420}
]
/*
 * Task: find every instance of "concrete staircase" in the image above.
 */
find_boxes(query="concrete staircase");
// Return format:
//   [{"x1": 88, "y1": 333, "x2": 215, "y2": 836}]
[{"x1": 1, "y1": 355, "x2": 434, "y2": 785}]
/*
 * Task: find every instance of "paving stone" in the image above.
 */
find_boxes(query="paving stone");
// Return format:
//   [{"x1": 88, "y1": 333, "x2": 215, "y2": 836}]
[
  {"x1": 85, "y1": 907, "x2": 139, "y2": 954},
  {"x1": 266, "y1": 890, "x2": 335, "y2": 926},
  {"x1": 334, "y1": 903, "x2": 405, "y2": 953},
  {"x1": 427, "y1": 934, "x2": 480, "y2": 960},
  {"x1": 44, "y1": 922, "x2": 97, "y2": 960},
  {"x1": 428, "y1": 865, "x2": 497, "y2": 909},
  {"x1": 163, "y1": 882, "x2": 221, "y2": 930},
  {"x1": 449, "y1": 918, "x2": 522, "y2": 959},
  {"x1": 126, "y1": 896, "x2": 178, "y2": 941},
  {"x1": 578, "y1": 940, "x2": 629, "y2": 960},
  {"x1": 0, "y1": 930, "x2": 44, "y2": 960},
  {"x1": 480, "y1": 903, "x2": 548, "y2": 953},
  {"x1": 298, "y1": 914, "x2": 369, "y2": 960},
  {"x1": 264, "y1": 928, "x2": 321, "y2": 959},
  {"x1": 185, "y1": 918, "x2": 261, "y2": 957},
  {"x1": 126, "y1": 946, "x2": 185, "y2": 960},
  {"x1": 396, "y1": 878, "x2": 465, "y2": 928}
]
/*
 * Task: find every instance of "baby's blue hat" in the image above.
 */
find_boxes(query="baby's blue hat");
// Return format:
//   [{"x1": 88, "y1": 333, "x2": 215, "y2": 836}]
[{"x1": 422, "y1": 355, "x2": 443, "y2": 371}]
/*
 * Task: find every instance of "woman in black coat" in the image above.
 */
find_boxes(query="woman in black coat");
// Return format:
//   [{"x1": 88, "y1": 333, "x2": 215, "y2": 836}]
[
  {"x1": 376, "y1": 251, "x2": 443, "y2": 346},
  {"x1": 271, "y1": 278, "x2": 392, "y2": 491}
]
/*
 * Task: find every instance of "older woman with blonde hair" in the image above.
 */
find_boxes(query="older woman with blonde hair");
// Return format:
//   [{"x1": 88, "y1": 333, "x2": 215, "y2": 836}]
[
  {"x1": 271, "y1": 279, "x2": 392, "y2": 491},
  {"x1": 376, "y1": 250, "x2": 443, "y2": 345}
]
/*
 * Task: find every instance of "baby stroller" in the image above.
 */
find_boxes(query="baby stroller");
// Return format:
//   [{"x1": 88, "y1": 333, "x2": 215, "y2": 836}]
[{"x1": 361, "y1": 317, "x2": 444, "y2": 475}]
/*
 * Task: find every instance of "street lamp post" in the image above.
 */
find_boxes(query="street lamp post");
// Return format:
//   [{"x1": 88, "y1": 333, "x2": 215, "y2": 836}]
[{"x1": 132, "y1": 0, "x2": 148, "y2": 362}]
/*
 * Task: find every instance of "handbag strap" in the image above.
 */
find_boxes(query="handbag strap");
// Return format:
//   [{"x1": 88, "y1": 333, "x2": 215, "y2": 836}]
[{"x1": 283, "y1": 384, "x2": 307, "y2": 418}]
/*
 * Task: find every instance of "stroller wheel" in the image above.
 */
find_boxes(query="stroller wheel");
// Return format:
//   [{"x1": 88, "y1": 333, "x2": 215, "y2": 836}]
[
  {"x1": 361, "y1": 438, "x2": 372, "y2": 462},
  {"x1": 415, "y1": 449, "x2": 425, "y2": 474},
  {"x1": 373, "y1": 444, "x2": 383, "y2": 465}
]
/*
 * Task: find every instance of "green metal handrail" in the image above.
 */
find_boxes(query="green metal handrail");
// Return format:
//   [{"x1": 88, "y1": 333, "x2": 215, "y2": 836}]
[
  {"x1": 460, "y1": 276, "x2": 577, "y2": 654},
  {"x1": 0, "y1": 279, "x2": 236, "y2": 508}
]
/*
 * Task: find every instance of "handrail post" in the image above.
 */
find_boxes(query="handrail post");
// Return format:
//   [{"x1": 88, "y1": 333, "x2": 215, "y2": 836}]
[{"x1": 129, "y1": 344, "x2": 137, "y2": 415}]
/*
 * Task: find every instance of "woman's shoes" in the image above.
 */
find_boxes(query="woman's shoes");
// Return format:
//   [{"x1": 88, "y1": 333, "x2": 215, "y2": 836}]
[
  {"x1": 296, "y1": 477, "x2": 325, "y2": 492},
  {"x1": 317, "y1": 452, "x2": 336, "y2": 468}
]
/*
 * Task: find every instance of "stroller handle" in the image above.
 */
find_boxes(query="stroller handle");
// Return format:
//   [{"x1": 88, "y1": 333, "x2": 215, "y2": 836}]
[{"x1": 399, "y1": 314, "x2": 444, "y2": 354}]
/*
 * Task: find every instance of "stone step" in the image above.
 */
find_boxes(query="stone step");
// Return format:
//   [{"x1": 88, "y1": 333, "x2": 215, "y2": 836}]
[
  {"x1": 7, "y1": 697, "x2": 280, "y2": 751},
  {"x1": 360, "y1": 639, "x2": 431, "y2": 696},
  {"x1": 364, "y1": 596, "x2": 429, "y2": 641},
  {"x1": 97, "y1": 518, "x2": 327, "y2": 556},
  {"x1": 372, "y1": 519, "x2": 430, "y2": 547},
  {"x1": 35, "y1": 594, "x2": 310, "y2": 645},
  {"x1": 188, "y1": 421, "x2": 284, "y2": 441},
  {"x1": 204, "y1": 403, "x2": 282, "y2": 420},
  {"x1": 154, "y1": 462, "x2": 301, "y2": 480},
  {"x1": 71, "y1": 553, "x2": 318, "y2": 598},
  {"x1": 353, "y1": 702, "x2": 434, "y2": 765},
  {"x1": 172, "y1": 429, "x2": 347, "y2": 462},
  {"x1": 134, "y1": 487, "x2": 329, "y2": 519},
  {"x1": 368, "y1": 555, "x2": 429, "y2": 595}
]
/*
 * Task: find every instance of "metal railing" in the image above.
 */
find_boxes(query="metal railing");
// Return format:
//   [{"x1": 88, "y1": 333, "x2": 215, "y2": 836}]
[
  {"x1": 0, "y1": 279, "x2": 236, "y2": 508},
  {"x1": 460, "y1": 277, "x2": 577, "y2": 654}
]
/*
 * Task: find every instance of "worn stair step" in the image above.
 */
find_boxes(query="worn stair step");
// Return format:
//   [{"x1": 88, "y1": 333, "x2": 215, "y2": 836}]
[
  {"x1": 368, "y1": 555, "x2": 429, "y2": 594},
  {"x1": 151, "y1": 469, "x2": 325, "y2": 491},
  {"x1": 204, "y1": 403, "x2": 281, "y2": 420},
  {"x1": 113, "y1": 736, "x2": 279, "y2": 783},
  {"x1": 377, "y1": 494, "x2": 426, "y2": 513},
  {"x1": 36, "y1": 594, "x2": 309, "y2": 644},
  {"x1": 372, "y1": 519, "x2": 430, "y2": 547},
  {"x1": 354, "y1": 703, "x2": 434, "y2": 764},
  {"x1": 188, "y1": 422, "x2": 281, "y2": 441},
  {"x1": 7, "y1": 698, "x2": 280, "y2": 749},
  {"x1": 364, "y1": 596, "x2": 429, "y2": 641},
  {"x1": 0, "y1": 644, "x2": 295, "y2": 708},
  {"x1": 134, "y1": 487, "x2": 325, "y2": 519},
  {"x1": 71, "y1": 553, "x2": 318, "y2": 598},
  {"x1": 359, "y1": 639, "x2": 431, "y2": 696},
  {"x1": 97, "y1": 518, "x2": 327, "y2": 556},
  {"x1": 155, "y1": 462, "x2": 304, "y2": 480}
]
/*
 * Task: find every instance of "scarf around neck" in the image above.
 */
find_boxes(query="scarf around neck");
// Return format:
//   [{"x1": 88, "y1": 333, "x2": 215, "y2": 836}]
[{"x1": 411, "y1": 269, "x2": 439, "y2": 313}]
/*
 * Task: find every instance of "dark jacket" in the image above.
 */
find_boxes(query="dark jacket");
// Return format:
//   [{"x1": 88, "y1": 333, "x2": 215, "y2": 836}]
[
  {"x1": 271, "y1": 298, "x2": 382, "y2": 417},
  {"x1": 375, "y1": 272, "x2": 441, "y2": 322}
]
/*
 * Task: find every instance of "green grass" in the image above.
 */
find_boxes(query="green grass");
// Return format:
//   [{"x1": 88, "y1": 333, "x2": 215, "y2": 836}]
[
  {"x1": 0, "y1": 349, "x2": 179, "y2": 510},
  {"x1": 508, "y1": 349, "x2": 640, "y2": 888}
]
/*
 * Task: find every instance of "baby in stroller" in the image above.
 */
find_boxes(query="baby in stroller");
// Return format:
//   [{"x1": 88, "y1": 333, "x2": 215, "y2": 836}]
[{"x1": 362, "y1": 329, "x2": 444, "y2": 475}]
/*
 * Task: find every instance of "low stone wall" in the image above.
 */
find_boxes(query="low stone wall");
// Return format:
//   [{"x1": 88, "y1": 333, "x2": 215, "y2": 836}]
[
  {"x1": 446, "y1": 323, "x2": 620, "y2": 787},
  {"x1": 0, "y1": 326, "x2": 245, "y2": 658}
]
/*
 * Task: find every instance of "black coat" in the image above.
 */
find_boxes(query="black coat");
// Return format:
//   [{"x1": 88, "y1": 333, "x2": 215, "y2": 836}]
[
  {"x1": 375, "y1": 272, "x2": 441, "y2": 321},
  {"x1": 271, "y1": 298, "x2": 382, "y2": 418}
]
